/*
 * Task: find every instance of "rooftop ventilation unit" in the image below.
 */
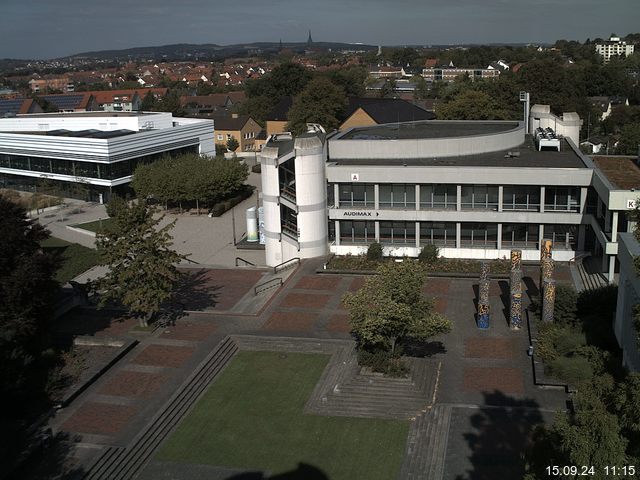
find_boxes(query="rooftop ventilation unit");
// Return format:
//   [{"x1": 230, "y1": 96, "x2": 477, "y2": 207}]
[{"x1": 534, "y1": 127, "x2": 561, "y2": 151}]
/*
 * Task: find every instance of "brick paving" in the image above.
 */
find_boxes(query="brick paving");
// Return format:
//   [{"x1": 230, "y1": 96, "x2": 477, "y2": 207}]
[
  {"x1": 295, "y1": 275, "x2": 341, "y2": 290},
  {"x1": 131, "y1": 344, "x2": 195, "y2": 368},
  {"x1": 53, "y1": 309, "x2": 137, "y2": 337},
  {"x1": 159, "y1": 321, "x2": 217, "y2": 341},
  {"x1": 62, "y1": 402, "x2": 138, "y2": 435},
  {"x1": 463, "y1": 367, "x2": 525, "y2": 395},
  {"x1": 464, "y1": 338, "x2": 517, "y2": 360},
  {"x1": 98, "y1": 371, "x2": 168, "y2": 398},
  {"x1": 263, "y1": 311, "x2": 318, "y2": 331},
  {"x1": 280, "y1": 292, "x2": 332, "y2": 309},
  {"x1": 326, "y1": 313, "x2": 351, "y2": 333},
  {"x1": 424, "y1": 277, "x2": 451, "y2": 296},
  {"x1": 347, "y1": 276, "x2": 366, "y2": 292}
]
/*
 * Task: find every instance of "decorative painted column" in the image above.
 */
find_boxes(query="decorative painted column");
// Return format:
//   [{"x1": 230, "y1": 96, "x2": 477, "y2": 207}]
[
  {"x1": 510, "y1": 249, "x2": 522, "y2": 271},
  {"x1": 539, "y1": 239, "x2": 552, "y2": 295},
  {"x1": 542, "y1": 279, "x2": 556, "y2": 323},
  {"x1": 478, "y1": 279, "x2": 490, "y2": 329},
  {"x1": 480, "y1": 261, "x2": 490, "y2": 282},
  {"x1": 510, "y1": 268, "x2": 522, "y2": 329}
]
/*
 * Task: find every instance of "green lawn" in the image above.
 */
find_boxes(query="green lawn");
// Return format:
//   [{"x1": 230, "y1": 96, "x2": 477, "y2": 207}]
[
  {"x1": 41, "y1": 237, "x2": 100, "y2": 284},
  {"x1": 157, "y1": 351, "x2": 409, "y2": 479},
  {"x1": 72, "y1": 217, "x2": 114, "y2": 233}
]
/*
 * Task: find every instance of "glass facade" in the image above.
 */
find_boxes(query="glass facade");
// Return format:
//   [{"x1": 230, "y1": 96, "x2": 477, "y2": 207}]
[
  {"x1": 460, "y1": 223, "x2": 498, "y2": 248},
  {"x1": 420, "y1": 222, "x2": 456, "y2": 246},
  {"x1": 379, "y1": 184, "x2": 415, "y2": 209},
  {"x1": 502, "y1": 186, "x2": 540, "y2": 211},
  {"x1": 461, "y1": 185, "x2": 499, "y2": 210},
  {"x1": 339, "y1": 220, "x2": 375, "y2": 244},
  {"x1": 0, "y1": 145, "x2": 198, "y2": 182},
  {"x1": 544, "y1": 187, "x2": 580, "y2": 212},
  {"x1": 420, "y1": 185, "x2": 456, "y2": 209},
  {"x1": 502, "y1": 223, "x2": 539, "y2": 248},
  {"x1": 339, "y1": 183, "x2": 374, "y2": 207},
  {"x1": 379, "y1": 221, "x2": 415, "y2": 244},
  {"x1": 544, "y1": 224, "x2": 576, "y2": 250}
]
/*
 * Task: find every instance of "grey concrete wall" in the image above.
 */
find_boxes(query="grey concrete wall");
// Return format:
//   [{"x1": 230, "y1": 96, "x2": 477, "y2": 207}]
[{"x1": 615, "y1": 232, "x2": 640, "y2": 372}]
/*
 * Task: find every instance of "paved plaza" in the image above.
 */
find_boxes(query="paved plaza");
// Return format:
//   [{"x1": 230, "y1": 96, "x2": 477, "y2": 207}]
[{"x1": 32, "y1": 258, "x2": 569, "y2": 480}]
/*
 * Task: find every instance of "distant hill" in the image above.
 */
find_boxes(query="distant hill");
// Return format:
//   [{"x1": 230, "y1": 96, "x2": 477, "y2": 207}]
[{"x1": 64, "y1": 42, "x2": 379, "y2": 61}]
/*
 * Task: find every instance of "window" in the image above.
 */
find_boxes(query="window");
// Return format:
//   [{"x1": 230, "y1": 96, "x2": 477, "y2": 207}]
[
  {"x1": 379, "y1": 221, "x2": 416, "y2": 244},
  {"x1": 460, "y1": 223, "x2": 498, "y2": 248},
  {"x1": 502, "y1": 224, "x2": 539, "y2": 249},
  {"x1": 379, "y1": 184, "x2": 415, "y2": 209},
  {"x1": 338, "y1": 183, "x2": 374, "y2": 207},
  {"x1": 339, "y1": 221, "x2": 375, "y2": 244},
  {"x1": 502, "y1": 186, "x2": 540, "y2": 211},
  {"x1": 544, "y1": 224, "x2": 576, "y2": 250},
  {"x1": 420, "y1": 184, "x2": 456, "y2": 209},
  {"x1": 280, "y1": 204, "x2": 298, "y2": 239},
  {"x1": 544, "y1": 187, "x2": 580, "y2": 212},
  {"x1": 327, "y1": 183, "x2": 335, "y2": 207},
  {"x1": 217, "y1": 134, "x2": 223, "y2": 140},
  {"x1": 420, "y1": 222, "x2": 456, "y2": 246},
  {"x1": 461, "y1": 185, "x2": 498, "y2": 210}
]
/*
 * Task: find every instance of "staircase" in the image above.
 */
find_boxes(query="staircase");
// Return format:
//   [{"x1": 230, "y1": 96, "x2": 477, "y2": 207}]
[{"x1": 575, "y1": 256, "x2": 609, "y2": 291}]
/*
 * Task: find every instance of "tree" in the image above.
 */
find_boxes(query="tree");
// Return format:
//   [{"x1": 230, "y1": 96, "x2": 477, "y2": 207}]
[
  {"x1": 140, "y1": 91, "x2": 158, "y2": 111},
  {"x1": 286, "y1": 77, "x2": 346, "y2": 134},
  {"x1": 0, "y1": 196, "x2": 59, "y2": 394},
  {"x1": 245, "y1": 62, "x2": 312, "y2": 99},
  {"x1": 226, "y1": 136, "x2": 239, "y2": 152},
  {"x1": 95, "y1": 201, "x2": 184, "y2": 327},
  {"x1": 343, "y1": 261, "x2": 452, "y2": 355},
  {"x1": 437, "y1": 89, "x2": 509, "y2": 120},
  {"x1": 617, "y1": 123, "x2": 640, "y2": 155}
]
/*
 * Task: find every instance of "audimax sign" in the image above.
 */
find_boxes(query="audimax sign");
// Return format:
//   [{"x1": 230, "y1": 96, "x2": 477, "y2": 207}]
[{"x1": 343, "y1": 211, "x2": 379, "y2": 217}]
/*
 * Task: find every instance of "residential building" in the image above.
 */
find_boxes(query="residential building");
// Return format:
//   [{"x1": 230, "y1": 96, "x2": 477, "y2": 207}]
[
  {"x1": 0, "y1": 98, "x2": 43, "y2": 117},
  {"x1": 422, "y1": 65, "x2": 500, "y2": 82},
  {"x1": 339, "y1": 98, "x2": 435, "y2": 130},
  {"x1": 28, "y1": 75, "x2": 74, "y2": 93},
  {"x1": 265, "y1": 96, "x2": 293, "y2": 136},
  {"x1": 213, "y1": 114, "x2": 262, "y2": 151},
  {"x1": 0, "y1": 111, "x2": 214, "y2": 202},
  {"x1": 596, "y1": 35, "x2": 635, "y2": 63},
  {"x1": 180, "y1": 92, "x2": 245, "y2": 116},
  {"x1": 38, "y1": 93, "x2": 99, "y2": 113},
  {"x1": 588, "y1": 96, "x2": 630, "y2": 121}
]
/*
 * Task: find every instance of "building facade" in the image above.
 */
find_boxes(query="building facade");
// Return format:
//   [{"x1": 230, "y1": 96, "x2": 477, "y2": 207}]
[
  {"x1": 0, "y1": 111, "x2": 215, "y2": 202},
  {"x1": 595, "y1": 35, "x2": 635, "y2": 63}
]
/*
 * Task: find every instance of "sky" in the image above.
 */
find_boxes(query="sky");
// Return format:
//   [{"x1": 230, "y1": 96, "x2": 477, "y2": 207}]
[{"x1": 1, "y1": 0, "x2": 639, "y2": 59}]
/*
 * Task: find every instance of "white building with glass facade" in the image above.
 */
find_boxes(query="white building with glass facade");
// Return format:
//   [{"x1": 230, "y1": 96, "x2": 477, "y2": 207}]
[
  {"x1": 260, "y1": 110, "x2": 637, "y2": 282},
  {"x1": 0, "y1": 111, "x2": 215, "y2": 202}
]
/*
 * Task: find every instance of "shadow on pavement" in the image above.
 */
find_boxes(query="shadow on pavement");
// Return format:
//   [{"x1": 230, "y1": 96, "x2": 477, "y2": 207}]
[
  {"x1": 226, "y1": 463, "x2": 329, "y2": 480},
  {"x1": 174, "y1": 269, "x2": 222, "y2": 311}
]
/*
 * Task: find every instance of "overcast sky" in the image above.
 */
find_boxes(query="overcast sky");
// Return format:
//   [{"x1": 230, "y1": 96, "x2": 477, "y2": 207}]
[{"x1": 2, "y1": 0, "x2": 639, "y2": 59}]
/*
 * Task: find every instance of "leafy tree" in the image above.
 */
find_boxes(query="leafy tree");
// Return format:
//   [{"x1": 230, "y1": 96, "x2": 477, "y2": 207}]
[
  {"x1": 324, "y1": 65, "x2": 368, "y2": 97},
  {"x1": 437, "y1": 89, "x2": 509, "y2": 120},
  {"x1": 95, "y1": 201, "x2": 184, "y2": 327},
  {"x1": 343, "y1": 261, "x2": 452, "y2": 355},
  {"x1": 226, "y1": 136, "x2": 239, "y2": 152},
  {"x1": 367, "y1": 242, "x2": 383, "y2": 261},
  {"x1": 612, "y1": 373, "x2": 640, "y2": 461},
  {"x1": 140, "y1": 90, "x2": 158, "y2": 110},
  {"x1": 617, "y1": 123, "x2": 640, "y2": 155},
  {"x1": 286, "y1": 77, "x2": 346, "y2": 134},
  {"x1": 0, "y1": 196, "x2": 59, "y2": 398},
  {"x1": 245, "y1": 62, "x2": 312, "y2": 99},
  {"x1": 378, "y1": 79, "x2": 396, "y2": 98}
]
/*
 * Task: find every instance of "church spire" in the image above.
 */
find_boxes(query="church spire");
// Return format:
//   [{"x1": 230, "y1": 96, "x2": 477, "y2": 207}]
[{"x1": 307, "y1": 30, "x2": 313, "y2": 45}]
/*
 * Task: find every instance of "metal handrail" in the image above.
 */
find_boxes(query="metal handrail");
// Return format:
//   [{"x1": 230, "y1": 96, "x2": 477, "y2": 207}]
[
  {"x1": 235, "y1": 257, "x2": 256, "y2": 267},
  {"x1": 569, "y1": 252, "x2": 591, "y2": 263},
  {"x1": 254, "y1": 277, "x2": 283, "y2": 295},
  {"x1": 273, "y1": 257, "x2": 300, "y2": 274}
]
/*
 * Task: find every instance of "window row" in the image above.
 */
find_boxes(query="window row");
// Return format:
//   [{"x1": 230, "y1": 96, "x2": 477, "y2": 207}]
[
  {"x1": 336, "y1": 221, "x2": 576, "y2": 250},
  {"x1": 331, "y1": 184, "x2": 581, "y2": 212}
]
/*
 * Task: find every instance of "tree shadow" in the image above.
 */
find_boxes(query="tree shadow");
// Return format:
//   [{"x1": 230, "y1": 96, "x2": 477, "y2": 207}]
[
  {"x1": 5, "y1": 430, "x2": 86, "y2": 480},
  {"x1": 403, "y1": 339, "x2": 447, "y2": 357},
  {"x1": 522, "y1": 276, "x2": 538, "y2": 302},
  {"x1": 498, "y1": 280, "x2": 511, "y2": 328},
  {"x1": 452, "y1": 390, "x2": 544, "y2": 480},
  {"x1": 173, "y1": 269, "x2": 222, "y2": 311},
  {"x1": 226, "y1": 463, "x2": 329, "y2": 480}
]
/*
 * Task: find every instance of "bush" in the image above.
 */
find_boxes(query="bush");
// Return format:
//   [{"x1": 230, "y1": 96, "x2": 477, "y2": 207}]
[
  {"x1": 547, "y1": 356, "x2": 593, "y2": 384},
  {"x1": 418, "y1": 244, "x2": 439, "y2": 264},
  {"x1": 577, "y1": 284, "x2": 618, "y2": 317},
  {"x1": 251, "y1": 164, "x2": 262, "y2": 173},
  {"x1": 366, "y1": 242, "x2": 383, "y2": 261},
  {"x1": 554, "y1": 329, "x2": 586, "y2": 356},
  {"x1": 357, "y1": 348, "x2": 408, "y2": 378},
  {"x1": 554, "y1": 284, "x2": 578, "y2": 326}
]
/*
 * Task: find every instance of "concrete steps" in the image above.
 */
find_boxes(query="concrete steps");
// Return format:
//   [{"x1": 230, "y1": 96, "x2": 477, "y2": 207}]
[
  {"x1": 398, "y1": 404, "x2": 452, "y2": 480},
  {"x1": 83, "y1": 337, "x2": 239, "y2": 480},
  {"x1": 576, "y1": 257, "x2": 608, "y2": 291}
]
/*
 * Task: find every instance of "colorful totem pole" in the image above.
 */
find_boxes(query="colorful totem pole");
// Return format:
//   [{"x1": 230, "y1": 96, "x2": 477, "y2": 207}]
[
  {"x1": 478, "y1": 261, "x2": 490, "y2": 329},
  {"x1": 539, "y1": 239, "x2": 553, "y2": 295},
  {"x1": 540, "y1": 258, "x2": 554, "y2": 296},
  {"x1": 510, "y1": 249, "x2": 523, "y2": 329},
  {"x1": 542, "y1": 278, "x2": 556, "y2": 322}
]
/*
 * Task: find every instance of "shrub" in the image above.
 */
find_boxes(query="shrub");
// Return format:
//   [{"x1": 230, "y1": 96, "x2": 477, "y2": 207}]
[
  {"x1": 577, "y1": 284, "x2": 618, "y2": 317},
  {"x1": 366, "y1": 242, "x2": 383, "y2": 261},
  {"x1": 554, "y1": 284, "x2": 579, "y2": 326},
  {"x1": 554, "y1": 329, "x2": 586, "y2": 356},
  {"x1": 547, "y1": 356, "x2": 593, "y2": 384},
  {"x1": 418, "y1": 244, "x2": 439, "y2": 264},
  {"x1": 357, "y1": 348, "x2": 408, "y2": 378}
]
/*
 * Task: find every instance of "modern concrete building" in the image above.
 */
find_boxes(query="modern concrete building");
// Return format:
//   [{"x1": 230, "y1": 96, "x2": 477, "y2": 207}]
[
  {"x1": 595, "y1": 35, "x2": 635, "y2": 63},
  {"x1": 258, "y1": 106, "x2": 639, "y2": 280},
  {"x1": 0, "y1": 111, "x2": 215, "y2": 202},
  {"x1": 614, "y1": 232, "x2": 640, "y2": 372}
]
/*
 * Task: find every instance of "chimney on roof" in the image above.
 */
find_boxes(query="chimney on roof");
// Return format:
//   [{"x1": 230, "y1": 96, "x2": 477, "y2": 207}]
[{"x1": 232, "y1": 113, "x2": 239, "y2": 119}]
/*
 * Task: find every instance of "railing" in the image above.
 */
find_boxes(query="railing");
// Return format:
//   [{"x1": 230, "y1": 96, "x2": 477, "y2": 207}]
[
  {"x1": 569, "y1": 252, "x2": 591, "y2": 263},
  {"x1": 183, "y1": 256, "x2": 200, "y2": 265},
  {"x1": 273, "y1": 257, "x2": 300, "y2": 274},
  {"x1": 235, "y1": 257, "x2": 256, "y2": 267},
  {"x1": 254, "y1": 277, "x2": 283, "y2": 295}
]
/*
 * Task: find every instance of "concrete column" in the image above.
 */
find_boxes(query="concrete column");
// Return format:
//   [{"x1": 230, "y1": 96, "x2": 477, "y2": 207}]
[
  {"x1": 510, "y1": 268, "x2": 522, "y2": 329},
  {"x1": 456, "y1": 222, "x2": 461, "y2": 249},
  {"x1": 335, "y1": 220, "x2": 340, "y2": 246},
  {"x1": 456, "y1": 185, "x2": 462, "y2": 211},
  {"x1": 542, "y1": 279, "x2": 556, "y2": 323},
  {"x1": 498, "y1": 185, "x2": 504, "y2": 213},
  {"x1": 602, "y1": 254, "x2": 609, "y2": 274},
  {"x1": 578, "y1": 224, "x2": 586, "y2": 251},
  {"x1": 415, "y1": 221, "x2": 420, "y2": 248},
  {"x1": 374, "y1": 184, "x2": 379, "y2": 210},
  {"x1": 605, "y1": 208, "x2": 611, "y2": 233},
  {"x1": 415, "y1": 185, "x2": 420, "y2": 211},
  {"x1": 540, "y1": 186, "x2": 546, "y2": 213},
  {"x1": 497, "y1": 223, "x2": 502, "y2": 250},
  {"x1": 375, "y1": 221, "x2": 380, "y2": 242},
  {"x1": 608, "y1": 256, "x2": 615, "y2": 283},
  {"x1": 538, "y1": 225, "x2": 544, "y2": 251},
  {"x1": 333, "y1": 184, "x2": 340, "y2": 208},
  {"x1": 580, "y1": 187, "x2": 588, "y2": 214},
  {"x1": 478, "y1": 279, "x2": 490, "y2": 329},
  {"x1": 612, "y1": 211, "x2": 619, "y2": 241},
  {"x1": 510, "y1": 249, "x2": 522, "y2": 271}
]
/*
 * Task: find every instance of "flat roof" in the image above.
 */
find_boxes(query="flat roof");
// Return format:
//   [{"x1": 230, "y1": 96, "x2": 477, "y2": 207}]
[
  {"x1": 339, "y1": 120, "x2": 520, "y2": 140},
  {"x1": 329, "y1": 136, "x2": 587, "y2": 169},
  {"x1": 15, "y1": 111, "x2": 158, "y2": 119},
  {"x1": 593, "y1": 156, "x2": 640, "y2": 190},
  {"x1": 0, "y1": 129, "x2": 138, "y2": 139}
]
